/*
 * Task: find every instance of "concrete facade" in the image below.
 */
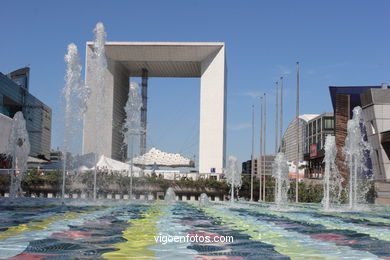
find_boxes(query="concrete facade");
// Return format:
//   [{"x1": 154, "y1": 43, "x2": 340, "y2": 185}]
[
  {"x1": 83, "y1": 42, "x2": 227, "y2": 174},
  {"x1": 361, "y1": 87, "x2": 390, "y2": 180},
  {"x1": 242, "y1": 155, "x2": 275, "y2": 177},
  {"x1": 0, "y1": 113, "x2": 12, "y2": 154},
  {"x1": 329, "y1": 86, "x2": 382, "y2": 183}
]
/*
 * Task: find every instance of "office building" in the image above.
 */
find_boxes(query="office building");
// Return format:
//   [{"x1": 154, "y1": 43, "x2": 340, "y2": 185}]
[
  {"x1": 242, "y1": 155, "x2": 276, "y2": 177},
  {"x1": 304, "y1": 112, "x2": 335, "y2": 178},
  {"x1": 280, "y1": 114, "x2": 318, "y2": 163},
  {"x1": 0, "y1": 68, "x2": 52, "y2": 160}
]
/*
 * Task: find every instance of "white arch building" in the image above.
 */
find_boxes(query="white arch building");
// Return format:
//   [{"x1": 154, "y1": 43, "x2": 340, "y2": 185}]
[
  {"x1": 280, "y1": 114, "x2": 318, "y2": 162},
  {"x1": 83, "y1": 42, "x2": 227, "y2": 174}
]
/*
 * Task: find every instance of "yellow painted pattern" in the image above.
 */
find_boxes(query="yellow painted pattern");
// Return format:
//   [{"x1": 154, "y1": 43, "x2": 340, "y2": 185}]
[
  {"x1": 0, "y1": 211, "x2": 83, "y2": 241},
  {"x1": 103, "y1": 205, "x2": 164, "y2": 260}
]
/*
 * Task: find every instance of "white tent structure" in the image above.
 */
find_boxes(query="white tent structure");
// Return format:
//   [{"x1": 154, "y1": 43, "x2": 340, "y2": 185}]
[
  {"x1": 43, "y1": 153, "x2": 142, "y2": 177},
  {"x1": 131, "y1": 147, "x2": 194, "y2": 168}
]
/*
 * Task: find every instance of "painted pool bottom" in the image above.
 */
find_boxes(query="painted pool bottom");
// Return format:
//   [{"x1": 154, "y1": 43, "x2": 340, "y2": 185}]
[{"x1": 0, "y1": 201, "x2": 389, "y2": 259}]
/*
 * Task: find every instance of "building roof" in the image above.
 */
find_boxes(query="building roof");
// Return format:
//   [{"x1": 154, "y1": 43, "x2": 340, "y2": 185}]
[
  {"x1": 299, "y1": 114, "x2": 319, "y2": 122},
  {"x1": 28, "y1": 156, "x2": 48, "y2": 164},
  {"x1": 86, "y1": 41, "x2": 225, "y2": 77},
  {"x1": 329, "y1": 86, "x2": 382, "y2": 112},
  {"x1": 307, "y1": 112, "x2": 334, "y2": 123}
]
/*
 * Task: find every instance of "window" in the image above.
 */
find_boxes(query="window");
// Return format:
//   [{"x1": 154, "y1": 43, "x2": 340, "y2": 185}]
[
  {"x1": 313, "y1": 121, "x2": 316, "y2": 134},
  {"x1": 317, "y1": 120, "x2": 321, "y2": 133},
  {"x1": 323, "y1": 117, "x2": 334, "y2": 130},
  {"x1": 309, "y1": 123, "x2": 312, "y2": 137}
]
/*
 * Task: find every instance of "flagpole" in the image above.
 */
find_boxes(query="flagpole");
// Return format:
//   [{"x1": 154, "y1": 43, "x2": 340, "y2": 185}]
[
  {"x1": 263, "y1": 93, "x2": 267, "y2": 201},
  {"x1": 295, "y1": 62, "x2": 300, "y2": 203},
  {"x1": 259, "y1": 96, "x2": 263, "y2": 202},
  {"x1": 275, "y1": 81, "x2": 278, "y2": 153},
  {"x1": 280, "y1": 76, "x2": 283, "y2": 144},
  {"x1": 250, "y1": 105, "x2": 255, "y2": 201}
]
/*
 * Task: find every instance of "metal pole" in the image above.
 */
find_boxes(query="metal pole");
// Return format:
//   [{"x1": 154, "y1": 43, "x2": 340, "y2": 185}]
[
  {"x1": 93, "y1": 153, "x2": 97, "y2": 200},
  {"x1": 129, "y1": 135, "x2": 134, "y2": 199},
  {"x1": 295, "y1": 62, "x2": 300, "y2": 203},
  {"x1": 263, "y1": 93, "x2": 267, "y2": 201},
  {"x1": 275, "y1": 81, "x2": 278, "y2": 154},
  {"x1": 280, "y1": 76, "x2": 283, "y2": 145},
  {"x1": 250, "y1": 105, "x2": 255, "y2": 201},
  {"x1": 259, "y1": 97, "x2": 263, "y2": 202}
]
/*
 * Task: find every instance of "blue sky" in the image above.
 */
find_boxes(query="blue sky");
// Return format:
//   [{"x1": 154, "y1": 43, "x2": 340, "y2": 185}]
[{"x1": 1, "y1": 0, "x2": 389, "y2": 166}]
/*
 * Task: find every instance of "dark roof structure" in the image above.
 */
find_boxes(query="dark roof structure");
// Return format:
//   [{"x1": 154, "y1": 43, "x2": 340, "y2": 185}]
[{"x1": 329, "y1": 86, "x2": 381, "y2": 118}]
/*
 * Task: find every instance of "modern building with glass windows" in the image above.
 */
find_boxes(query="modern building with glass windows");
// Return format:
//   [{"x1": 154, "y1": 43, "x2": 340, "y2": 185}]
[
  {"x1": 303, "y1": 112, "x2": 335, "y2": 178},
  {"x1": 280, "y1": 114, "x2": 318, "y2": 163},
  {"x1": 242, "y1": 155, "x2": 276, "y2": 177},
  {"x1": 0, "y1": 68, "x2": 52, "y2": 160}
]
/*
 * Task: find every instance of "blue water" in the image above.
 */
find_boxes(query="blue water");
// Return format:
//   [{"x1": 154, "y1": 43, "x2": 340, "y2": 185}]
[{"x1": 0, "y1": 200, "x2": 390, "y2": 259}]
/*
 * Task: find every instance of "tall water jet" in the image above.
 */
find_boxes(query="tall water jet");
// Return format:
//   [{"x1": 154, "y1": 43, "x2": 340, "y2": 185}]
[
  {"x1": 199, "y1": 193, "x2": 209, "y2": 207},
  {"x1": 322, "y1": 135, "x2": 343, "y2": 210},
  {"x1": 89, "y1": 22, "x2": 108, "y2": 199},
  {"x1": 272, "y1": 152, "x2": 290, "y2": 208},
  {"x1": 343, "y1": 106, "x2": 373, "y2": 210},
  {"x1": 8, "y1": 112, "x2": 30, "y2": 198},
  {"x1": 164, "y1": 187, "x2": 176, "y2": 203},
  {"x1": 62, "y1": 43, "x2": 88, "y2": 199},
  {"x1": 224, "y1": 156, "x2": 242, "y2": 203},
  {"x1": 122, "y1": 82, "x2": 142, "y2": 199}
]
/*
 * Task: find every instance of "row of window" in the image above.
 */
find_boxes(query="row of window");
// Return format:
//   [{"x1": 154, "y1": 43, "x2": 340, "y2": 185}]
[{"x1": 306, "y1": 117, "x2": 334, "y2": 137}]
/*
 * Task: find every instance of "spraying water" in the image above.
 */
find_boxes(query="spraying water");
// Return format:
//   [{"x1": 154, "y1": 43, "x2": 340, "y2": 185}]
[
  {"x1": 122, "y1": 82, "x2": 142, "y2": 199},
  {"x1": 224, "y1": 156, "x2": 242, "y2": 203},
  {"x1": 272, "y1": 152, "x2": 290, "y2": 208},
  {"x1": 199, "y1": 193, "x2": 209, "y2": 207},
  {"x1": 164, "y1": 187, "x2": 176, "y2": 203},
  {"x1": 8, "y1": 112, "x2": 30, "y2": 198},
  {"x1": 62, "y1": 43, "x2": 89, "y2": 199},
  {"x1": 343, "y1": 106, "x2": 373, "y2": 210},
  {"x1": 322, "y1": 135, "x2": 343, "y2": 210},
  {"x1": 89, "y1": 22, "x2": 108, "y2": 199}
]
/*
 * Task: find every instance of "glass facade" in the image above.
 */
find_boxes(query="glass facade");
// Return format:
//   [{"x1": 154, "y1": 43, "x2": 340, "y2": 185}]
[{"x1": 0, "y1": 71, "x2": 52, "y2": 159}]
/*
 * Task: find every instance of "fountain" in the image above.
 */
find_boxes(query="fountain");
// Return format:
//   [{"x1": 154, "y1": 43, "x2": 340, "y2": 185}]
[
  {"x1": 272, "y1": 152, "x2": 290, "y2": 208},
  {"x1": 322, "y1": 135, "x2": 343, "y2": 210},
  {"x1": 62, "y1": 43, "x2": 89, "y2": 199},
  {"x1": 343, "y1": 106, "x2": 373, "y2": 210},
  {"x1": 122, "y1": 82, "x2": 142, "y2": 199},
  {"x1": 199, "y1": 193, "x2": 209, "y2": 207},
  {"x1": 224, "y1": 156, "x2": 242, "y2": 203},
  {"x1": 7, "y1": 112, "x2": 30, "y2": 198},
  {"x1": 164, "y1": 187, "x2": 176, "y2": 203},
  {"x1": 88, "y1": 22, "x2": 108, "y2": 200}
]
